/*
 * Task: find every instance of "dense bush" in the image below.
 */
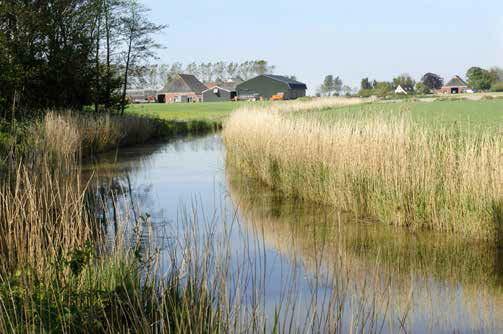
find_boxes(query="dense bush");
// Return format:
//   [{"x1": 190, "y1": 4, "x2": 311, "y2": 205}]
[{"x1": 491, "y1": 82, "x2": 503, "y2": 92}]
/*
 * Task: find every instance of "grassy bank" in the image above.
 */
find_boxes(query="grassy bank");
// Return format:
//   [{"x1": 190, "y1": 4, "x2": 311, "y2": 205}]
[
  {"x1": 126, "y1": 101, "x2": 242, "y2": 125},
  {"x1": 125, "y1": 98, "x2": 367, "y2": 126},
  {"x1": 0, "y1": 111, "x2": 220, "y2": 170},
  {"x1": 223, "y1": 98, "x2": 503, "y2": 240}
]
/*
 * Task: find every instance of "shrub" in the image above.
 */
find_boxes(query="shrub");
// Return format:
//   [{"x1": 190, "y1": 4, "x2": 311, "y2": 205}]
[
  {"x1": 491, "y1": 82, "x2": 503, "y2": 92},
  {"x1": 481, "y1": 95, "x2": 494, "y2": 100}
]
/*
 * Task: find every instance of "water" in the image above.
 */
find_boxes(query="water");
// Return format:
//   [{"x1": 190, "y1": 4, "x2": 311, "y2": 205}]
[{"x1": 89, "y1": 134, "x2": 503, "y2": 333}]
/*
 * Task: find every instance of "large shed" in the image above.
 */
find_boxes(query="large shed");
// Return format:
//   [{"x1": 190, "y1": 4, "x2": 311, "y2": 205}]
[
  {"x1": 236, "y1": 75, "x2": 307, "y2": 100},
  {"x1": 202, "y1": 81, "x2": 239, "y2": 102},
  {"x1": 158, "y1": 74, "x2": 208, "y2": 103}
]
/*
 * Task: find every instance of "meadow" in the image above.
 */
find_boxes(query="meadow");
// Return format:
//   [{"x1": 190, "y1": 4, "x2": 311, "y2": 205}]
[
  {"x1": 223, "y1": 97, "x2": 503, "y2": 241},
  {"x1": 127, "y1": 97, "x2": 503, "y2": 133},
  {"x1": 126, "y1": 101, "x2": 243, "y2": 123},
  {"x1": 298, "y1": 98, "x2": 503, "y2": 132}
]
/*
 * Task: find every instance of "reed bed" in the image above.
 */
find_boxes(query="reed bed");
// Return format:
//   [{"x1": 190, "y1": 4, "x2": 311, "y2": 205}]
[
  {"x1": 4, "y1": 105, "x2": 499, "y2": 332},
  {"x1": 40, "y1": 111, "x2": 167, "y2": 158},
  {"x1": 235, "y1": 96, "x2": 367, "y2": 114},
  {"x1": 0, "y1": 111, "x2": 229, "y2": 332},
  {"x1": 0, "y1": 161, "x2": 400, "y2": 333},
  {"x1": 0, "y1": 109, "x2": 397, "y2": 333},
  {"x1": 223, "y1": 104, "x2": 503, "y2": 240}
]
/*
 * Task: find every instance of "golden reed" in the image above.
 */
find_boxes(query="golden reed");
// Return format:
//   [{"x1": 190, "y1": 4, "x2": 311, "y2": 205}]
[{"x1": 223, "y1": 99, "x2": 503, "y2": 240}]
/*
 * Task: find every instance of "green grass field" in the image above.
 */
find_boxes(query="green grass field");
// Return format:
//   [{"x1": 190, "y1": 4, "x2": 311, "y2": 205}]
[
  {"x1": 299, "y1": 99, "x2": 503, "y2": 132},
  {"x1": 126, "y1": 98, "x2": 503, "y2": 134},
  {"x1": 126, "y1": 101, "x2": 242, "y2": 122}
]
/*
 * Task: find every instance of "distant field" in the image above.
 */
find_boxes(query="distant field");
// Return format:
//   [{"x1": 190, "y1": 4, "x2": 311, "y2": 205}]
[
  {"x1": 298, "y1": 99, "x2": 503, "y2": 132},
  {"x1": 127, "y1": 98, "x2": 503, "y2": 134},
  {"x1": 126, "y1": 101, "x2": 242, "y2": 122}
]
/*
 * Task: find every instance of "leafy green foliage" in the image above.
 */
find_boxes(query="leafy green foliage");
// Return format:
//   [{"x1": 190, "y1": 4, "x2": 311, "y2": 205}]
[
  {"x1": 357, "y1": 79, "x2": 393, "y2": 97},
  {"x1": 466, "y1": 67, "x2": 497, "y2": 91},
  {"x1": 415, "y1": 82, "x2": 431, "y2": 95},
  {"x1": 491, "y1": 82, "x2": 503, "y2": 92},
  {"x1": 361, "y1": 77, "x2": 372, "y2": 90},
  {"x1": 0, "y1": 0, "x2": 163, "y2": 119},
  {"x1": 320, "y1": 75, "x2": 343, "y2": 96},
  {"x1": 421, "y1": 72, "x2": 443, "y2": 90},
  {"x1": 392, "y1": 74, "x2": 415, "y2": 91}
]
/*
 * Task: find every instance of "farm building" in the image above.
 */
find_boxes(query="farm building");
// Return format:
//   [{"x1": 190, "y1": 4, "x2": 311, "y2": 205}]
[
  {"x1": 236, "y1": 75, "x2": 307, "y2": 100},
  {"x1": 158, "y1": 74, "x2": 207, "y2": 103},
  {"x1": 394, "y1": 85, "x2": 411, "y2": 95},
  {"x1": 126, "y1": 89, "x2": 159, "y2": 103},
  {"x1": 202, "y1": 81, "x2": 240, "y2": 102},
  {"x1": 439, "y1": 75, "x2": 469, "y2": 94}
]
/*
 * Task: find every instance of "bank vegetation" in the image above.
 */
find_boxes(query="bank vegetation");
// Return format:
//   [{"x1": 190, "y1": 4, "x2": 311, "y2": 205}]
[{"x1": 223, "y1": 99, "x2": 503, "y2": 240}]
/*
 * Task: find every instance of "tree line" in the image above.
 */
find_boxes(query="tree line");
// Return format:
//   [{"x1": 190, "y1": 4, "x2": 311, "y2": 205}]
[
  {"x1": 319, "y1": 66, "x2": 503, "y2": 98},
  {"x1": 0, "y1": 0, "x2": 164, "y2": 120},
  {"x1": 128, "y1": 60, "x2": 276, "y2": 90},
  {"x1": 317, "y1": 75, "x2": 352, "y2": 96}
]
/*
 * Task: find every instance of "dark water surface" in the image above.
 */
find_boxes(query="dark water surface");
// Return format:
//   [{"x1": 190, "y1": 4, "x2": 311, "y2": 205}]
[{"x1": 89, "y1": 134, "x2": 503, "y2": 333}]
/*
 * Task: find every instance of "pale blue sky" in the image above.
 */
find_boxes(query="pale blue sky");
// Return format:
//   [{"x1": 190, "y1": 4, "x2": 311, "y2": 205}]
[{"x1": 142, "y1": 0, "x2": 503, "y2": 92}]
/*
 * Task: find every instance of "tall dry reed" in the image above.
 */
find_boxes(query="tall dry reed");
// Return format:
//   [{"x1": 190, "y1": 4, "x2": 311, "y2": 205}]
[
  {"x1": 235, "y1": 96, "x2": 367, "y2": 114},
  {"x1": 37, "y1": 112, "x2": 165, "y2": 160},
  {"x1": 223, "y1": 105, "x2": 503, "y2": 240}
]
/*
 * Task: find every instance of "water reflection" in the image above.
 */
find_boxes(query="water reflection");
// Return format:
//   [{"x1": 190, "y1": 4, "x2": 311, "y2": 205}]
[
  {"x1": 227, "y1": 168, "x2": 503, "y2": 332},
  {"x1": 87, "y1": 134, "x2": 503, "y2": 332}
]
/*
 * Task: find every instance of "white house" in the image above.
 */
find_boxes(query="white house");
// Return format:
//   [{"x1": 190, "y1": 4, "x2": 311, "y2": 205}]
[{"x1": 394, "y1": 85, "x2": 408, "y2": 95}]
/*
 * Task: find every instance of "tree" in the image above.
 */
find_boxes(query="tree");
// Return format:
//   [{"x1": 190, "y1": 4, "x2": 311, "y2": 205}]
[
  {"x1": 129, "y1": 64, "x2": 168, "y2": 90},
  {"x1": 373, "y1": 82, "x2": 393, "y2": 97},
  {"x1": 226, "y1": 62, "x2": 239, "y2": 79},
  {"x1": 321, "y1": 75, "x2": 334, "y2": 96},
  {"x1": 392, "y1": 74, "x2": 415, "y2": 91},
  {"x1": 253, "y1": 60, "x2": 274, "y2": 76},
  {"x1": 102, "y1": 0, "x2": 124, "y2": 111},
  {"x1": 119, "y1": 0, "x2": 165, "y2": 115},
  {"x1": 489, "y1": 67, "x2": 503, "y2": 82},
  {"x1": 421, "y1": 72, "x2": 443, "y2": 90},
  {"x1": 466, "y1": 67, "x2": 495, "y2": 91},
  {"x1": 333, "y1": 76, "x2": 343, "y2": 95},
  {"x1": 360, "y1": 78, "x2": 372, "y2": 90},
  {"x1": 93, "y1": 0, "x2": 104, "y2": 113},
  {"x1": 0, "y1": 0, "x2": 133, "y2": 117},
  {"x1": 320, "y1": 75, "x2": 342, "y2": 96},
  {"x1": 415, "y1": 82, "x2": 431, "y2": 95},
  {"x1": 0, "y1": 0, "x2": 98, "y2": 116},
  {"x1": 342, "y1": 85, "x2": 353, "y2": 96},
  {"x1": 166, "y1": 62, "x2": 183, "y2": 83}
]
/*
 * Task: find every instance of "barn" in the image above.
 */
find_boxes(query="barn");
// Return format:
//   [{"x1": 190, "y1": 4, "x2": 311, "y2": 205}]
[
  {"x1": 202, "y1": 81, "x2": 239, "y2": 102},
  {"x1": 236, "y1": 75, "x2": 307, "y2": 100},
  {"x1": 439, "y1": 75, "x2": 469, "y2": 94},
  {"x1": 158, "y1": 74, "x2": 208, "y2": 103}
]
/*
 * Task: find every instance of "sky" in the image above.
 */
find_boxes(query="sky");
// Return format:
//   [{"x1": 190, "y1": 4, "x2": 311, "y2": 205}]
[{"x1": 142, "y1": 0, "x2": 503, "y2": 93}]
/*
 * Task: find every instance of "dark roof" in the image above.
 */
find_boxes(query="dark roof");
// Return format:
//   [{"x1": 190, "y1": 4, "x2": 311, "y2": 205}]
[
  {"x1": 262, "y1": 74, "x2": 307, "y2": 90},
  {"x1": 219, "y1": 81, "x2": 241, "y2": 91},
  {"x1": 205, "y1": 80, "x2": 241, "y2": 92},
  {"x1": 444, "y1": 75, "x2": 468, "y2": 87},
  {"x1": 164, "y1": 74, "x2": 208, "y2": 94}
]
